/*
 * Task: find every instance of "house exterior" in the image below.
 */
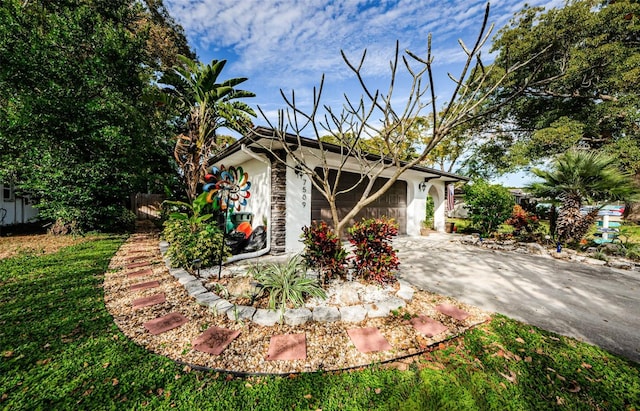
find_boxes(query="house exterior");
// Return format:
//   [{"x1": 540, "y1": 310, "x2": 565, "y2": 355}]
[
  {"x1": 0, "y1": 182, "x2": 38, "y2": 226},
  {"x1": 209, "y1": 127, "x2": 468, "y2": 254}
]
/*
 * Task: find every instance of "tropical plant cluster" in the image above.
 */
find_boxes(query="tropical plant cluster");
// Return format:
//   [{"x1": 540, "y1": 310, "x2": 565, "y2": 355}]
[
  {"x1": 505, "y1": 205, "x2": 540, "y2": 238},
  {"x1": 300, "y1": 221, "x2": 348, "y2": 284},
  {"x1": 529, "y1": 150, "x2": 639, "y2": 244},
  {"x1": 162, "y1": 192, "x2": 229, "y2": 271},
  {"x1": 250, "y1": 255, "x2": 327, "y2": 316},
  {"x1": 348, "y1": 218, "x2": 400, "y2": 284},
  {"x1": 301, "y1": 217, "x2": 400, "y2": 285}
]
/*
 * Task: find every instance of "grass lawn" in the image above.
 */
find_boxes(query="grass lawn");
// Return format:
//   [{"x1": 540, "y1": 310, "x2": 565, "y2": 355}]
[{"x1": 1, "y1": 236, "x2": 639, "y2": 410}]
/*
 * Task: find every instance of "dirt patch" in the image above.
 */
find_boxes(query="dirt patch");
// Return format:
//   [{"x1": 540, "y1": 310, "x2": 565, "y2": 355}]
[{"x1": 0, "y1": 234, "x2": 92, "y2": 260}]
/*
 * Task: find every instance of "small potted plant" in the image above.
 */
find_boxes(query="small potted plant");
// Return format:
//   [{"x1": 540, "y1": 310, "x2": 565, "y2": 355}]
[{"x1": 421, "y1": 197, "x2": 435, "y2": 236}]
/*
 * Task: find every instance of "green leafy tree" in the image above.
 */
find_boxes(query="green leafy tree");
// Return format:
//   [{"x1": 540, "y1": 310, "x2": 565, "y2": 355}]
[
  {"x1": 158, "y1": 56, "x2": 256, "y2": 202},
  {"x1": 470, "y1": 0, "x2": 640, "y2": 176},
  {"x1": 528, "y1": 150, "x2": 639, "y2": 243},
  {"x1": 464, "y1": 180, "x2": 514, "y2": 236},
  {"x1": 0, "y1": 0, "x2": 190, "y2": 232}
]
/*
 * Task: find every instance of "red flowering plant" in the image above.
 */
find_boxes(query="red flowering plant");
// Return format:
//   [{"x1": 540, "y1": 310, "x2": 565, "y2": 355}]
[
  {"x1": 301, "y1": 221, "x2": 347, "y2": 285},
  {"x1": 505, "y1": 204, "x2": 540, "y2": 238},
  {"x1": 348, "y1": 217, "x2": 400, "y2": 285}
]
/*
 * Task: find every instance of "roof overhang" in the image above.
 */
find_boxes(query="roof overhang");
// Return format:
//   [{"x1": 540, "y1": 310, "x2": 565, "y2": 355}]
[{"x1": 209, "y1": 126, "x2": 470, "y2": 183}]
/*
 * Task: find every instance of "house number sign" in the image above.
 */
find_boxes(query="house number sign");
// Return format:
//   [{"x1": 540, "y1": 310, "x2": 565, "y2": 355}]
[{"x1": 301, "y1": 177, "x2": 308, "y2": 208}]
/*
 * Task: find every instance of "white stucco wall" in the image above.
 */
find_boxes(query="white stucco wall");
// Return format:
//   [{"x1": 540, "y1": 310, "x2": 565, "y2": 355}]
[
  {"x1": 285, "y1": 164, "x2": 312, "y2": 253},
  {"x1": 403, "y1": 176, "x2": 446, "y2": 235}
]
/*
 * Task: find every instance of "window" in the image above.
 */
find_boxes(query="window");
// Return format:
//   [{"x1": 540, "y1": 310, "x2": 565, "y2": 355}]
[{"x1": 2, "y1": 183, "x2": 14, "y2": 202}]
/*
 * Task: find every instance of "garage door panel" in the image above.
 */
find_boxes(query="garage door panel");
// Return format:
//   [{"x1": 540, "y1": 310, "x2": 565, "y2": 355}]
[{"x1": 311, "y1": 169, "x2": 407, "y2": 234}]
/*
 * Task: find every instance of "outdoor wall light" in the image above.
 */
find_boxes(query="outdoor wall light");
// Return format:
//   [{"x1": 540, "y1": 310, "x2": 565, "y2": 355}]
[{"x1": 418, "y1": 177, "x2": 435, "y2": 192}]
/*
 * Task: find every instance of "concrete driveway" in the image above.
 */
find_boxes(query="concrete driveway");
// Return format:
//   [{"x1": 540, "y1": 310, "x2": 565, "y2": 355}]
[{"x1": 395, "y1": 233, "x2": 640, "y2": 364}]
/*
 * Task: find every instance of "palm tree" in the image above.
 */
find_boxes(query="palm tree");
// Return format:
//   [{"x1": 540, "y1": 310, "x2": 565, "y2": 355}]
[
  {"x1": 528, "y1": 149, "x2": 639, "y2": 243},
  {"x1": 159, "y1": 55, "x2": 255, "y2": 201}
]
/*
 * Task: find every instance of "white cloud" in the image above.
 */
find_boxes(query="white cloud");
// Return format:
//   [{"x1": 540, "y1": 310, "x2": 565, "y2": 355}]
[{"x1": 164, "y1": 0, "x2": 568, "y2": 113}]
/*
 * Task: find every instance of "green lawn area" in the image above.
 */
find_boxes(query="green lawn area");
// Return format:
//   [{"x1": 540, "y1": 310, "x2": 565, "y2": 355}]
[{"x1": 1, "y1": 236, "x2": 639, "y2": 410}]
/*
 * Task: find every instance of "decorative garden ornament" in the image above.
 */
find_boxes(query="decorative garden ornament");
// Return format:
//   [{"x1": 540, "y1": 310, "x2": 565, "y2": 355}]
[{"x1": 203, "y1": 165, "x2": 252, "y2": 278}]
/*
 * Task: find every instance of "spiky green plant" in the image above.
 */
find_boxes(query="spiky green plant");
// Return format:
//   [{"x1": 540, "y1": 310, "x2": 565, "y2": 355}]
[
  {"x1": 250, "y1": 255, "x2": 326, "y2": 316},
  {"x1": 528, "y1": 150, "x2": 639, "y2": 243}
]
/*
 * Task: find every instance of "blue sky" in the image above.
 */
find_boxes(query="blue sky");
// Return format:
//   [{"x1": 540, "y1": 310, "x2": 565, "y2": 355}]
[{"x1": 163, "y1": 0, "x2": 564, "y2": 185}]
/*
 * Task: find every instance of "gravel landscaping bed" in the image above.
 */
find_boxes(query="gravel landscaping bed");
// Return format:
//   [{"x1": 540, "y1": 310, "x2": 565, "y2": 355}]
[{"x1": 104, "y1": 229, "x2": 490, "y2": 374}]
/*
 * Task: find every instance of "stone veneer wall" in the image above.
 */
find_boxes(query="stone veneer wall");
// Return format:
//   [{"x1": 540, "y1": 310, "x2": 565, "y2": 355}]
[{"x1": 269, "y1": 151, "x2": 287, "y2": 254}]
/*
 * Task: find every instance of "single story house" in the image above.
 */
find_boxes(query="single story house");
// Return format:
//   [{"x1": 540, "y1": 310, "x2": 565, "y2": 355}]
[
  {"x1": 208, "y1": 127, "x2": 468, "y2": 255},
  {"x1": 0, "y1": 182, "x2": 38, "y2": 226}
]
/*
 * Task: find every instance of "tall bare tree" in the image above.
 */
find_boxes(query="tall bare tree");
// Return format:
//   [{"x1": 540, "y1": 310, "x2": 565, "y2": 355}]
[{"x1": 256, "y1": 4, "x2": 553, "y2": 235}]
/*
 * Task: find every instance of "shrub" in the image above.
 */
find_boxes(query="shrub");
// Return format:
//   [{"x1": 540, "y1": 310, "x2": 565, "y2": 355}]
[
  {"x1": 103, "y1": 206, "x2": 137, "y2": 233},
  {"x1": 162, "y1": 218, "x2": 229, "y2": 271},
  {"x1": 464, "y1": 180, "x2": 514, "y2": 236},
  {"x1": 505, "y1": 204, "x2": 540, "y2": 237},
  {"x1": 301, "y1": 221, "x2": 347, "y2": 284},
  {"x1": 250, "y1": 255, "x2": 326, "y2": 317},
  {"x1": 162, "y1": 192, "x2": 229, "y2": 271},
  {"x1": 348, "y1": 217, "x2": 399, "y2": 284}
]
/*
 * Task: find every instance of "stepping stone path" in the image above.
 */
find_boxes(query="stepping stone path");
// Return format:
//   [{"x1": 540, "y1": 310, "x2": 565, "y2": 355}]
[
  {"x1": 347, "y1": 327, "x2": 392, "y2": 353},
  {"x1": 129, "y1": 280, "x2": 160, "y2": 292},
  {"x1": 132, "y1": 293, "x2": 166, "y2": 310},
  {"x1": 127, "y1": 268, "x2": 153, "y2": 279},
  {"x1": 109, "y1": 225, "x2": 478, "y2": 372},
  {"x1": 193, "y1": 327, "x2": 241, "y2": 355},
  {"x1": 143, "y1": 312, "x2": 188, "y2": 335},
  {"x1": 436, "y1": 303, "x2": 470, "y2": 321},
  {"x1": 410, "y1": 315, "x2": 448, "y2": 337},
  {"x1": 127, "y1": 261, "x2": 151, "y2": 269},
  {"x1": 266, "y1": 334, "x2": 307, "y2": 360}
]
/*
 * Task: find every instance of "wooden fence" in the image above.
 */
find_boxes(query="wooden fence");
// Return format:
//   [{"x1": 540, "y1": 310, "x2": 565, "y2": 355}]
[{"x1": 131, "y1": 193, "x2": 165, "y2": 220}]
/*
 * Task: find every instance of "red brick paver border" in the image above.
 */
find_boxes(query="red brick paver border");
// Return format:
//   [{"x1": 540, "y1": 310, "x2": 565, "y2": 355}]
[
  {"x1": 435, "y1": 303, "x2": 470, "y2": 321},
  {"x1": 266, "y1": 334, "x2": 307, "y2": 361},
  {"x1": 143, "y1": 312, "x2": 188, "y2": 335},
  {"x1": 347, "y1": 327, "x2": 392, "y2": 353},
  {"x1": 193, "y1": 327, "x2": 241, "y2": 355}
]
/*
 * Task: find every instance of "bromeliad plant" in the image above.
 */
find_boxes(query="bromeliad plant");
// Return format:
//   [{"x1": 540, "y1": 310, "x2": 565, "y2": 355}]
[
  {"x1": 301, "y1": 221, "x2": 347, "y2": 284},
  {"x1": 348, "y1": 217, "x2": 399, "y2": 284},
  {"x1": 162, "y1": 192, "x2": 230, "y2": 271},
  {"x1": 250, "y1": 255, "x2": 326, "y2": 318}
]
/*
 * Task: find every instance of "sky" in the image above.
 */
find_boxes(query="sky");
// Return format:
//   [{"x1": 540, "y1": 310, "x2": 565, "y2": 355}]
[{"x1": 163, "y1": 0, "x2": 565, "y2": 185}]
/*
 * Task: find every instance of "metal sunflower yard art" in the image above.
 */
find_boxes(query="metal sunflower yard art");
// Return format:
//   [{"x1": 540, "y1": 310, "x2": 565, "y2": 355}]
[
  {"x1": 203, "y1": 165, "x2": 252, "y2": 278},
  {"x1": 203, "y1": 165, "x2": 252, "y2": 212}
]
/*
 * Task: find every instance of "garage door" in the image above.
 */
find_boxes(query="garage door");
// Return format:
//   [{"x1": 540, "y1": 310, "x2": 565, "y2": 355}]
[{"x1": 311, "y1": 169, "x2": 407, "y2": 234}]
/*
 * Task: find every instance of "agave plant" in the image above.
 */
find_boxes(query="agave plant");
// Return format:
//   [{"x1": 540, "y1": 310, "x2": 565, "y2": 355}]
[{"x1": 250, "y1": 255, "x2": 326, "y2": 316}]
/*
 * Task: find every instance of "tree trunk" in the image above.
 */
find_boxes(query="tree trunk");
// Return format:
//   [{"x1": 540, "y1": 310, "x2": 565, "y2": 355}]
[
  {"x1": 623, "y1": 173, "x2": 640, "y2": 223},
  {"x1": 624, "y1": 202, "x2": 640, "y2": 223}
]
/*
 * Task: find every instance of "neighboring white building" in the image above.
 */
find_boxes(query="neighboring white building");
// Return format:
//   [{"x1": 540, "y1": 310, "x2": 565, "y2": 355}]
[
  {"x1": 0, "y1": 182, "x2": 38, "y2": 226},
  {"x1": 209, "y1": 127, "x2": 468, "y2": 254}
]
